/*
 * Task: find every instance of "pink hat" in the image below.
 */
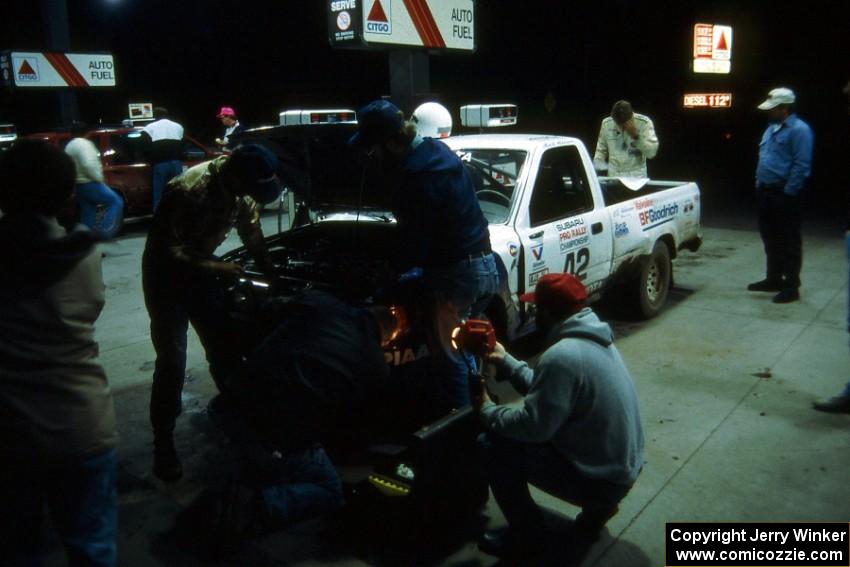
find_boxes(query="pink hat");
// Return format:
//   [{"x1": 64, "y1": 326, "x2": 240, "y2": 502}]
[{"x1": 217, "y1": 106, "x2": 237, "y2": 118}]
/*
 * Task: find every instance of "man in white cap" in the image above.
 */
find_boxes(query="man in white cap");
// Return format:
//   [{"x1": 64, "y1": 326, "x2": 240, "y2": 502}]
[{"x1": 748, "y1": 87, "x2": 813, "y2": 303}]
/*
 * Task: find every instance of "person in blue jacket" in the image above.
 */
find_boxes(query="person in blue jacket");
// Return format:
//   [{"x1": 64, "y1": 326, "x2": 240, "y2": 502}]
[
  {"x1": 350, "y1": 100, "x2": 499, "y2": 414},
  {"x1": 747, "y1": 87, "x2": 814, "y2": 304}
]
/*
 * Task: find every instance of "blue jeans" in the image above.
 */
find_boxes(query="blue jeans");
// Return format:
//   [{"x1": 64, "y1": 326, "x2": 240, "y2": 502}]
[
  {"x1": 477, "y1": 432, "x2": 632, "y2": 536},
  {"x1": 151, "y1": 160, "x2": 182, "y2": 212},
  {"x1": 1, "y1": 449, "x2": 117, "y2": 567},
  {"x1": 210, "y1": 399, "x2": 344, "y2": 528},
  {"x1": 259, "y1": 446, "x2": 344, "y2": 527},
  {"x1": 75, "y1": 182, "x2": 123, "y2": 240},
  {"x1": 425, "y1": 253, "x2": 499, "y2": 412}
]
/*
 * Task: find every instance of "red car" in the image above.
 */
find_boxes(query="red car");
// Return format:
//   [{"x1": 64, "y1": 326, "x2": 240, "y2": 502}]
[{"x1": 27, "y1": 126, "x2": 220, "y2": 219}]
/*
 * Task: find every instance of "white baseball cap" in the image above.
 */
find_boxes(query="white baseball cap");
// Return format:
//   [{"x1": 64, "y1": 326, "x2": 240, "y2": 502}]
[{"x1": 757, "y1": 87, "x2": 796, "y2": 110}]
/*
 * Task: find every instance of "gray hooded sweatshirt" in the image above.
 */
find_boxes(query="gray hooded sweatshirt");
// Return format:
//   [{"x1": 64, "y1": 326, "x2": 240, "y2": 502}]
[{"x1": 480, "y1": 308, "x2": 644, "y2": 485}]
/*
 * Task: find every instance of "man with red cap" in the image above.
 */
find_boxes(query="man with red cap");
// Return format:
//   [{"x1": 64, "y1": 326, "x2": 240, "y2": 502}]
[
  {"x1": 215, "y1": 106, "x2": 244, "y2": 151},
  {"x1": 474, "y1": 273, "x2": 644, "y2": 560}
]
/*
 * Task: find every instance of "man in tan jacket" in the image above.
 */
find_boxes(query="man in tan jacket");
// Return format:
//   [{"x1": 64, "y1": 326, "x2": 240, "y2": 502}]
[
  {"x1": 0, "y1": 139, "x2": 117, "y2": 566},
  {"x1": 142, "y1": 144, "x2": 281, "y2": 482}
]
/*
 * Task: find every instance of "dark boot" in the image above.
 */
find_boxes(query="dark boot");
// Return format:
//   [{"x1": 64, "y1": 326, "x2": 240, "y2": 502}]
[
  {"x1": 747, "y1": 279, "x2": 783, "y2": 292},
  {"x1": 478, "y1": 526, "x2": 545, "y2": 559},
  {"x1": 772, "y1": 288, "x2": 800, "y2": 303},
  {"x1": 812, "y1": 396, "x2": 850, "y2": 414},
  {"x1": 153, "y1": 433, "x2": 183, "y2": 482},
  {"x1": 208, "y1": 478, "x2": 264, "y2": 555}
]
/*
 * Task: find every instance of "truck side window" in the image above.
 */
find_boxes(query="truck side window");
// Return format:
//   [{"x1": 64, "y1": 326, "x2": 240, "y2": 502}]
[{"x1": 529, "y1": 146, "x2": 593, "y2": 227}]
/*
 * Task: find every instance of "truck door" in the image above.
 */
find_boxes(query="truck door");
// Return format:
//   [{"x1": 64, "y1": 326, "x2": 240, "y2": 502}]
[{"x1": 520, "y1": 145, "x2": 612, "y2": 293}]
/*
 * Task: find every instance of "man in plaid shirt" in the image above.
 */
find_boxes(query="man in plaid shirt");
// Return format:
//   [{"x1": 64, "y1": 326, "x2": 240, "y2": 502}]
[{"x1": 142, "y1": 144, "x2": 281, "y2": 482}]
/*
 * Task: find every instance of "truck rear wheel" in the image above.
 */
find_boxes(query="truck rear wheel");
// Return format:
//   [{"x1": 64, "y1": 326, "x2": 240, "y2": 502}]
[{"x1": 633, "y1": 241, "x2": 671, "y2": 319}]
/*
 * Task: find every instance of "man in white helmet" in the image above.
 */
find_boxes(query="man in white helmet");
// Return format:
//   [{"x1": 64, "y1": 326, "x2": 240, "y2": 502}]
[{"x1": 413, "y1": 102, "x2": 453, "y2": 140}]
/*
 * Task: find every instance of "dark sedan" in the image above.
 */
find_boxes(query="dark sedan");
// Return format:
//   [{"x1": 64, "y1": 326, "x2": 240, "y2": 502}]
[{"x1": 27, "y1": 126, "x2": 219, "y2": 219}]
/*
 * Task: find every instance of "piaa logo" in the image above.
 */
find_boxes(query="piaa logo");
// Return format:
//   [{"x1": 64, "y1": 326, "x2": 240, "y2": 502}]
[{"x1": 366, "y1": 0, "x2": 391, "y2": 34}]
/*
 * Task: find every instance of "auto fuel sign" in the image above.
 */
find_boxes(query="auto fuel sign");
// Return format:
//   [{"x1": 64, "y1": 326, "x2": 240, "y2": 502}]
[{"x1": 4, "y1": 51, "x2": 116, "y2": 88}]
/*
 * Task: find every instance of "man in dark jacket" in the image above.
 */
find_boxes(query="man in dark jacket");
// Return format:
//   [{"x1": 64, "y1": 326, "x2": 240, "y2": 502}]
[
  {"x1": 0, "y1": 140, "x2": 118, "y2": 566},
  {"x1": 474, "y1": 274, "x2": 644, "y2": 560},
  {"x1": 207, "y1": 290, "x2": 401, "y2": 546},
  {"x1": 143, "y1": 144, "x2": 281, "y2": 482},
  {"x1": 350, "y1": 100, "x2": 499, "y2": 414}
]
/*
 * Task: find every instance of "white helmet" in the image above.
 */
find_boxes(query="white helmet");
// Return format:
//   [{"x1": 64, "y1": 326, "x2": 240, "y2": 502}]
[{"x1": 412, "y1": 102, "x2": 452, "y2": 139}]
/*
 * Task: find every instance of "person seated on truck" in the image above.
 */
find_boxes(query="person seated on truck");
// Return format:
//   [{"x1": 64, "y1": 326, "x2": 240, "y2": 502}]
[
  {"x1": 349, "y1": 99, "x2": 499, "y2": 416},
  {"x1": 203, "y1": 290, "x2": 402, "y2": 549},
  {"x1": 593, "y1": 100, "x2": 659, "y2": 178},
  {"x1": 64, "y1": 121, "x2": 124, "y2": 239},
  {"x1": 473, "y1": 273, "x2": 645, "y2": 560}
]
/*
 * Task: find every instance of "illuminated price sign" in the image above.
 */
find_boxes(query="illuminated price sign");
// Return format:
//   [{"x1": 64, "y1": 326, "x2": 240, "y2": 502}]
[
  {"x1": 693, "y1": 23, "x2": 732, "y2": 74},
  {"x1": 683, "y1": 93, "x2": 733, "y2": 108}
]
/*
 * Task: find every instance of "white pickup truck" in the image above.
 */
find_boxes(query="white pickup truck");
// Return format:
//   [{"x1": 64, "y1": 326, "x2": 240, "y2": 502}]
[
  {"x1": 444, "y1": 133, "x2": 702, "y2": 340},
  {"x1": 229, "y1": 120, "x2": 701, "y2": 343}
]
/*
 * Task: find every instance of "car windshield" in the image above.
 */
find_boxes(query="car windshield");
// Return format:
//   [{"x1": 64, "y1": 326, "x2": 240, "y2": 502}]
[{"x1": 455, "y1": 149, "x2": 527, "y2": 224}]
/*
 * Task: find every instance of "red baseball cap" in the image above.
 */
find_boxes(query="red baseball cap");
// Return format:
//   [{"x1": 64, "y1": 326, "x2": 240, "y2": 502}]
[
  {"x1": 519, "y1": 273, "x2": 587, "y2": 315},
  {"x1": 217, "y1": 106, "x2": 237, "y2": 118}
]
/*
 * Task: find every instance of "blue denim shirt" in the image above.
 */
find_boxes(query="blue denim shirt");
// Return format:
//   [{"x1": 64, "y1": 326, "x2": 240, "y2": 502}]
[{"x1": 755, "y1": 114, "x2": 814, "y2": 196}]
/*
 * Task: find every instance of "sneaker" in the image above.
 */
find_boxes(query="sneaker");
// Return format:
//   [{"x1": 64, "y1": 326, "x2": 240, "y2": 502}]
[
  {"x1": 812, "y1": 396, "x2": 850, "y2": 414},
  {"x1": 153, "y1": 435, "x2": 183, "y2": 482},
  {"x1": 772, "y1": 289, "x2": 799, "y2": 303},
  {"x1": 747, "y1": 279, "x2": 783, "y2": 292},
  {"x1": 478, "y1": 527, "x2": 545, "y2": 559}
]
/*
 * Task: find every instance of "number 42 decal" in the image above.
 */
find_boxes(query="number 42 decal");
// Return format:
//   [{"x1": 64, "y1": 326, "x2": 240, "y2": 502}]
[{"x1": 564, "y1": 247, "x2": 590, "y2": 280}]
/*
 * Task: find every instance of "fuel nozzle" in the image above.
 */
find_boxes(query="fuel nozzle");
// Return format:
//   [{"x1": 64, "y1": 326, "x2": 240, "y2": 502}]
[
  {"x1": 452, "y1": 319, "x2": 498, "y2": 405},
  {"x1": 451, "y1": 319, "x2": 496, "y2": 358}
]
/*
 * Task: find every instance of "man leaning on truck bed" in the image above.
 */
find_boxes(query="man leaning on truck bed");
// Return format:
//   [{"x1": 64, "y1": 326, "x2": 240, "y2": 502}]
[{"x1": 593, "y1": 100, "x2": 659, "y2": 178}]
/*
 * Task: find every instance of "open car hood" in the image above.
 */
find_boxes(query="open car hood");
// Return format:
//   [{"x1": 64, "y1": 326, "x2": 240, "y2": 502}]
[{"x1": 232, "y1": 124, "x2": 392, "y2": 213}]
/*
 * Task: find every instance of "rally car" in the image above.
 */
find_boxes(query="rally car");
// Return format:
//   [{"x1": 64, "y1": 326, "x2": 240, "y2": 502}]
[
  {"x1": 220, "y1": 122, "x2": 490, "y2": 518},
  {"x1": 444, "y1": 130, "x2": 702, "y2": 338},
  {"x1": 219, "y1": 111, "x2": 702, "y2": 520}
]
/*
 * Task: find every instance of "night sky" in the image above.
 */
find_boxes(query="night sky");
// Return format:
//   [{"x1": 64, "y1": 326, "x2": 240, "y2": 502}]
[{"x1": 2, "y1": 0, "x2": 849, "y2": 216}]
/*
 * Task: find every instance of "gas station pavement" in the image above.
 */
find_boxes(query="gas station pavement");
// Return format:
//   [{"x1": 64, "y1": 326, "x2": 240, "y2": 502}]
[{"x1": 42, "y1": 211, "x2": 850, "y2": 566}]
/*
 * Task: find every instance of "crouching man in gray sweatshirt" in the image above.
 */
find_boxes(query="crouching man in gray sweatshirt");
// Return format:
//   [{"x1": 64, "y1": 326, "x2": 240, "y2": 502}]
[{"x1": 474, "y1": 273, "x2": 644, "y2": 560}]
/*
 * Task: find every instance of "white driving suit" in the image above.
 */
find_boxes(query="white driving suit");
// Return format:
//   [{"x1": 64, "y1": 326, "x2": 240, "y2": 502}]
[{"x1": 593, "y1": 113, "x2": 659, "y2": 178}]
